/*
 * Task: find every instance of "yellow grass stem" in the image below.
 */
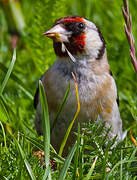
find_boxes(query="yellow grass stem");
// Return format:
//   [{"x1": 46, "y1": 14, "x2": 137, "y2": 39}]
[
  {"x1": 59, "y1": 72, "x2": 80, "y2": 156},
  {"x1": 130, "y1": 124, "x2": 137, "y2": 147}
]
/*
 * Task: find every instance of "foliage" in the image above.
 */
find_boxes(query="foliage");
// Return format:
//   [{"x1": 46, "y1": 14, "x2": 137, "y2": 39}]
[{"x1": 0, "y1": 0, "x2": 137, "y2": 179}]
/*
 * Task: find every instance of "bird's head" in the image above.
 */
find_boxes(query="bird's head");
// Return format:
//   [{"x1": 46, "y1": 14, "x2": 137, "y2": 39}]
[{"x1": 44, "y1": 15, "x2": 105, "y2": 61}]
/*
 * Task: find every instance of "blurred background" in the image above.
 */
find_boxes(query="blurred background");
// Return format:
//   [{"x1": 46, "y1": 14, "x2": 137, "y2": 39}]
[{"x1": 0, "y1": 0, "x2": 137, "y2": 178}]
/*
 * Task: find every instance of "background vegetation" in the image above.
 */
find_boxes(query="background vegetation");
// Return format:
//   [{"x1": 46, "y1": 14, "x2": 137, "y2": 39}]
[{"x1": 0, "y1": 0, "x2": 137, "y2": 179}]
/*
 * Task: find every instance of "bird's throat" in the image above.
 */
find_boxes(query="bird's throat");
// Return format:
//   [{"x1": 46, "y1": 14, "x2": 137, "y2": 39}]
[{"x1": 53, "y1": 33, "x2": 86, "y2": 57}]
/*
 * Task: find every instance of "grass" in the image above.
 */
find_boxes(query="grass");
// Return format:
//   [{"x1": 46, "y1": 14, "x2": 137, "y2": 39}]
[
  {"x1": 39, "y1": 80, "x2": 51, "y2": 180},
  {"x1": 0, "y1": 0, "x2": 137, "y2": 179}
]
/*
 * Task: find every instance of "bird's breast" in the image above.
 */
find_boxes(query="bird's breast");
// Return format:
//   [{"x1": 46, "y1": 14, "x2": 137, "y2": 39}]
[{"x1": 43, "y1": 62, "x2": 111, "y2": 125}]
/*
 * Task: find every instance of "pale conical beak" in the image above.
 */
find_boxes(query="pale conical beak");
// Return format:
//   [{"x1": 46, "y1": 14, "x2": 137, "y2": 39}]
[{"x1": 44, "y1": 24, "x2": 71, "y2": 42}]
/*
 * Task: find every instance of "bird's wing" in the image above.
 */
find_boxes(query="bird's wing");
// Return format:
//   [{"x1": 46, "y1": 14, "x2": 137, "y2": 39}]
[{"x1": 109, "y1": 70, "x2": 119, "y2": 106}]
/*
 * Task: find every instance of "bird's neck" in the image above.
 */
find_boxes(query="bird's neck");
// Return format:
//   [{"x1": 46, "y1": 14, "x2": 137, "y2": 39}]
[{"x1": 56, "y1": 50, "x2": 110, "y2": 82}]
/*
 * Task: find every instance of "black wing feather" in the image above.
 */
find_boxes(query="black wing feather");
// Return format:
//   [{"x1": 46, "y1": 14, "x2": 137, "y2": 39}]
[
  {"x1": 33, "y1": 75, "x2": 43, "y2": 109},
  {"x1": 34, "y1": 87, "x2": 39, "y2": 109}
]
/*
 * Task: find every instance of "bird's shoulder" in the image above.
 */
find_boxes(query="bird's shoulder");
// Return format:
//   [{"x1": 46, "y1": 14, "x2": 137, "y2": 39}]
[{"x1": 33, "y1": 62, "x2": 69, "y2": 109}]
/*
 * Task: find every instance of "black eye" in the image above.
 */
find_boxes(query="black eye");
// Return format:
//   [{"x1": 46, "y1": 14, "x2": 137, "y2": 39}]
[{"x1": 78, "y1": 22, "x2": 85, "y2": 29}]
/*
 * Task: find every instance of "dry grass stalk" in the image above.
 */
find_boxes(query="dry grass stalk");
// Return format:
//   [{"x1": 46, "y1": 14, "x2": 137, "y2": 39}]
[{"x1": 122, "y1": 0, "x2": 137, "y2": 72}]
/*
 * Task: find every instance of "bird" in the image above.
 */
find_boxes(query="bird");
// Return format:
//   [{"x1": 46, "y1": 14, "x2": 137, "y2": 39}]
[{"x1": 34, "y1": 15, "x2": 126, "y2": 154}]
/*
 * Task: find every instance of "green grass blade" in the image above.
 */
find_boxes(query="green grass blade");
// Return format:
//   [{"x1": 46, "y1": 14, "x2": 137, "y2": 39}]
[
  {"x1": 9, "y1": 0, "x2": 26, "y2": 35},
  {"x1": 83, "y1": 156, "x2": 98, "y2": 180},
  {"x1": 0, "y1": 62, "x2": 33, "y2": 99},
  {"x1": 127, "y1": 147, "x2": 137, "y2": 169},
  {"x1": 2, "y1": 176, "x2": 8, "y2": 180},
  {"x1": 13, "y1": 137, "x2": 36, "y2": 180},
  {"x1": 17, "y1": 84, "x2": 33, "y2": 100},
  {"x1": 0, "y1": 95, "x2": 11, "y2": 123},
  {"x1": 42, "y1": 166, "x2": 51, "y2": 180},
  {"x1": 22, "y1": 134, "x2": 65, "y2": 164},
  {"x1": 51, "y1": 83, "x2": 70, "y2": 133},
  {"x1": 120, "y1": 150, "x2": 123, "y2": 180},
  {"x1": 73, "y1": 123, "x2": 80, "y2": 179},
  {"x1": 0, "y1": 120, "x2": 7, "y2": 151},
  {"x1": 23, "y1": 121, "x2": 37, "y2": 135},
  {"x1": 107, "y1": 159, "x2": 137, "y2": 179},
  {"x1": 3, "y1": 177, "x2": 8, "y2": 180},
  {"x1": 58, "y1": 142, "x2": 77, "y2": 180},
  {"x1": 39, "y1": 80, "x2": 51, "y2": 180},
  {"x1": 22, "y1": 134, "x2": 44, "y2": 150},
  {"x1": 0, "y1": 49, "x2": 16, "y2": 96}
]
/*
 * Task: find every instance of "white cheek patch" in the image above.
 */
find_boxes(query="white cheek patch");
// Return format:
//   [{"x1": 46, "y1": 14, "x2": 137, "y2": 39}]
[
  {"x1": 85, "y1": 29, "x2": 103, "y2": 59},
  {"x1": 82, "y1": 19, "x2": 104, "y2": 59}
]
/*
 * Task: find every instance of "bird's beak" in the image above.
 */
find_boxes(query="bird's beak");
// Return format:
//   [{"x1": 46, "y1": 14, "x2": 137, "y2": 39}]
[{"x1": 44, "y1": 24, "x2": 71, "y2": 42}]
